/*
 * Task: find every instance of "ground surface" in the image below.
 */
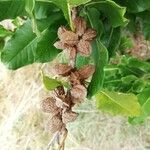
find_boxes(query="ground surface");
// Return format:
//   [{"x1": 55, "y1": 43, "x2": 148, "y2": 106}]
[{"x1": 0, "y1": 62, "x2": 150, "y2": 150}]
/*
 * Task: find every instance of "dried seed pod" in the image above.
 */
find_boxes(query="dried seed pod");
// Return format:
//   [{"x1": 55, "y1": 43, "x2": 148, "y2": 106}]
[
  {"x1": 62, "y1": 111, "x2": 78, "y2": 124},
  {"x1": 41, "y1": 97, "x2": 60, "y2": 115},
  {"x1": 70, "y1": 84, "x2": 87, "y2": 102},
  {"x1": 54, "y1": 41, "x2": 68, "y2": 50},
  {"x1": 54, "y1": 94, "x2": 69, "y2": 109},
  {"x1": 78, "y1": 64, "x2": 95, "y2": 79},
  {"x1": 69, "y1": 72, "x2": 80, "y2": 86},
  {"x1": 60, "y1": 31, "x2": 78, "y2": 46},
  {"x1": 46, "y1": 115, "x2": 64, "y2": 134},
  {"x1": 69, "y1": 47, "x2": 77, "y2": 67},
  {"x1": 77, "y1": 39, "x2": 92, "y2": 56},
  {"x1": 74, "y1": 17, "x2": 86, "y2": 36},
  {"x1": 82, "y1": 28, "x2": 97, "y2": 41},
  {"x1": 55, "y1": 64, "x2": 72, "y2": 76},
  {"x1": 58, "y1": 26, "x2": 67, "y2": 39}
]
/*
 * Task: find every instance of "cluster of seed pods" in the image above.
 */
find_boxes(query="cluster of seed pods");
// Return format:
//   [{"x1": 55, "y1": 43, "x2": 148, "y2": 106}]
[{"x1": 41, "y1": 11, "x2": 97, "y2": 149}]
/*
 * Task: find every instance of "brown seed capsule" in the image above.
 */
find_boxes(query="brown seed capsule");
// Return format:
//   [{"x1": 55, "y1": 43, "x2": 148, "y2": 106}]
[
  {"x1": 77, "y1": 39, "x2": 92, "y2": 56},
  {"x1": 69, "y1": 72, "x2": 80, "y2": 86},
  {"x1": 60, "y1": 31, "x2": 78, "y2": 46},
  {"x1": 41, "y1": 97, "x2": 60, "y2": 115},
  {"x1": 74, "y1": 17, "x2": 87, "y2": 36},
  {"x1": 46, "y1": 115, "x2": 64, "y2": 134},
  {"x1": 70, "y1": 84, "x2": 87, "y2": 102},
  {"x1": 78, "y1": 64, "x2": 95, "y2": 79},
  {"x1": 58, "y1": 26, "x2": 67, "y2": 39},
  {"x1": 82, "y1": 28, "x2": 97, "y2": 41},
  {"x1": 62, "y1": 111, "x2": 78, "y2": 124},
  {"x1": 54, "y1": 41, "x2": 68, "y2": 50},
  {"x1": 55, "y1": 64, "x2": 72, "y2": 76}
]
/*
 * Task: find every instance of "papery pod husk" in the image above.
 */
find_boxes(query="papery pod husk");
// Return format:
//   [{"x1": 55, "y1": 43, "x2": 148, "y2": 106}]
[
  {"x1": 78, "y1": 64, "x2": 95, "y2": 79},
  {"x1": 60, "y1": 31, "x2": 78, "y2": 46},
  {"x1": 74, "y1": 17, "x2": 87, "y2": 36},
  {"x1": 77, "y1": 40, "x2": 92, "y2": 56},
  {"x1": 55, "y1": 64, "x2": 72, "y2": 76},
  {"x1": 58, "y1": 26, "x2": 67, "y2": 39},
  {"x1": 62, "y1": 110, "x2": 78, "y2": 124},
  {"x1": 46, "y1": 115, "x2": 64, "y2": 134},
  {"x1": 70, "y1": 84, "x2": 87, "y2": 101},
  {"x1": 69, "y1": 72, "x2": 81, "y2": 86},
  {"x1": 54, "y1": 41, "x2": 69, "y2": 50},
  {"x1": 55, "y1": 95, "x2": 69, "y2": 109},
  {"x1": 82, "y1": 28, "x2": 97, "y2": 41},
  {"x1": 41, "y1": 97, "x2": 60, "y2": 115}
]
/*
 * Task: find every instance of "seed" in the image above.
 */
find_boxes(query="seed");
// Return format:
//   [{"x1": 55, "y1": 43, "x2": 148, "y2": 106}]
[
  {"x1": 46, "y1": 115, "x2": 64, "y2": 134},
  {"x1": 62, "y1": 111, "x2": 78, "y2": 124},
  {"x1": 41, "y1": 97, "x2": 60, "y2": 115},
  {"x1": 55, "y1": 64, "x2": 72, "y2": 76},
  {"x1": 70, "y1": 84, "x2": 87, "y2": 103},
  {"x1": 78, "y1": 64, "x2": 95, "y2": 79}
]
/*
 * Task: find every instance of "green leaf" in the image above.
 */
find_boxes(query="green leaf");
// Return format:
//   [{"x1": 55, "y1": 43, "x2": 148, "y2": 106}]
[
  {"x1": 107, "y1": 27, "x2": 121, "y2": 57},
  {"x1": 34, "y1": 2, "x2": 59, "y2": 19},
  {"x1": 25, "y1": 0, "x2": 35, "y2": 16},
  {"x1": 96, "y1": 90, "x2": 141, "y2": 116},
  {"x1": 86, "y1": 0, "x2": 128, "y2": 27},
  {"x1": 142, "y1": 97, "x2": 150, "y2": 116},
  {"x1": 43, "y1": 75, "x2": 62, "y2": 91},
  {"x1": 0, "y1": 40, "x2": 4, "y2": 51},
  {"x1": 138, "y1": 87, "x2": 150, "y2": 106},
  {"x1": 76, "y1": 54, "x2": 93, "y2": 69},
  {"x1": 118, "y1": 37, "x2": 134, "y2": 53},
  {"x1": 50, "y1": 0, "x2": 72, "y2": 29},
  {"x1": 128, "y1": 87, "x2": 150, "y2": 124},
  {"x1": 35, "y1": 27, "x2": 60, "y2": 63},
  {"x1": 87, "y1": 8, "x2": 108, "y2": 97},
  {"x1": 115, "y1": 0, "x2": 150, "y2": 13},
  {"x1": 0, "y1": 25, "x2": 12, "y2": 38},
  {"x1": 128, "y1": 57, "x2": 150, "y2": 73},
  {"x1": 50, "y1": 0, "x2": 91, "y2": 29},
  {"x1": 0, "y1": 0, "x2": 26, "y2": 21},
  {"x1": 138, "y1": 11, "x2": 150, "y2": 40},
  {"x1": 1, "y1": 13, "x2": 63, "y2": 70},
  {"x1": 68, "y1": 0, "x2": 91, "y2": 6}
]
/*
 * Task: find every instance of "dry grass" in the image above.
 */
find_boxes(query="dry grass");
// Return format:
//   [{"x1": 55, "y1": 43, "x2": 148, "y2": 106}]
[{"x1": 0, "y1": 62, "x2": 150, "y2": 150}]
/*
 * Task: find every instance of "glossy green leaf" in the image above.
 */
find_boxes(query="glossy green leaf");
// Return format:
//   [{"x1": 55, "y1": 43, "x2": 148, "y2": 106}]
[
  {"x1": 96, "y1": 90, "x2": 141, "y2": 116},
  {"x1": 107, "y1": 27, "x2": 121, "y2": 57},
  {"x1": 43, "y1": 75, "x2": 62, "y2": 91},
  {"x1": 115, "y1": 0, "x2": 150, "y2": 13},
  {"x1": 86, "y1": 0, "x2": 128, "y2": 27},
  {"x1": 138, "y1": 11, "x2": 150, "y2": 40},
  {"x1": 34, "y1": 2, "x2": 59, "y2": 19},
  {"x1": 119, "y1": 37, "x2": 133, "y2": 53},
  {"x1": 87, "y1": 8, "x2": 108, "y2": 97},
  {"x1": 128, "y1": 57, "x2": 150, "y2": 73},
  {"x1": 50, "y1": 0, "x2": 92, "y2": 28},
  {"x1": 35, "y1": 27, "x2": 60, "y2": 63},
  {"x1": 1, "y1": 13, "x2": 63, "y2": 70},
  {"x1": 0, "y1": 0, "x2": 26, "y2": 21},
  {"x1": 25, "y1": 0, "x2": 35, "y2": 15},
  {"x1": 50, "y1": 0, "x2": 72, "y2": 28}
]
